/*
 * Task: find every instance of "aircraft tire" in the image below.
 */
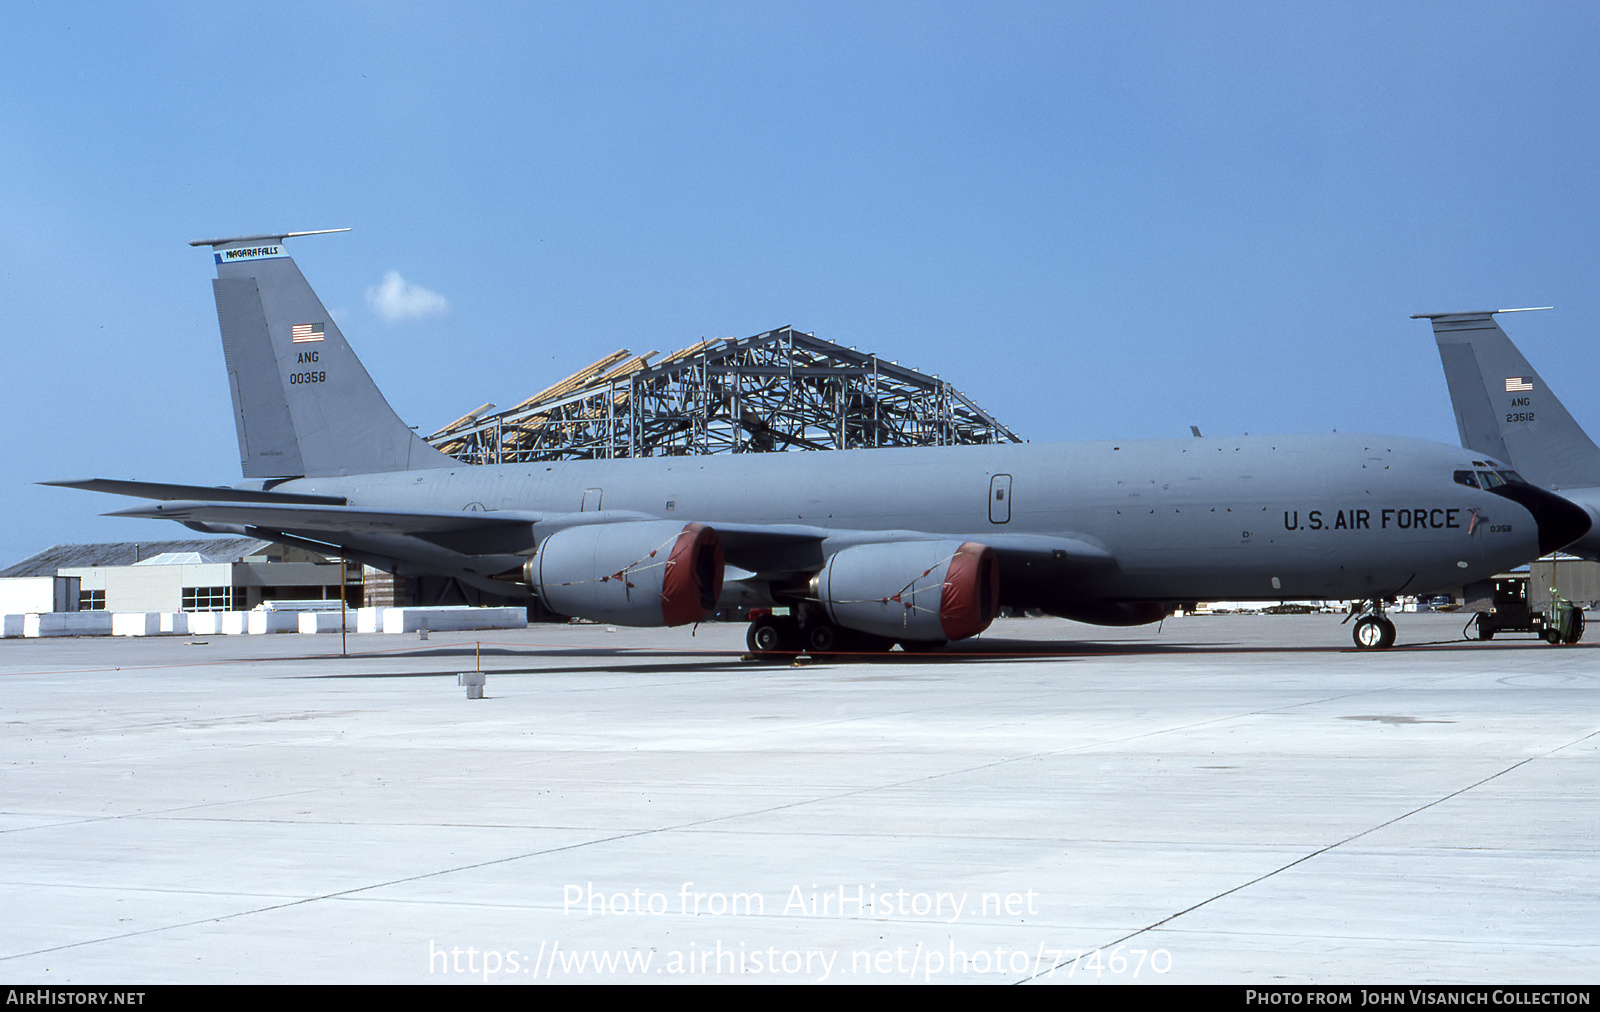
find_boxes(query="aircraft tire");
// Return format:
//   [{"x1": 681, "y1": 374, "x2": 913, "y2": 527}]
[
  {"x1": 805, "y1": 623, "x2": 840, "y2": 655},
  {"x1": 812, "y1": 625, "x2": 896, "y2": 655},
  {"x1": 747, "y1": 615, "x2": 800, "y2": 655},
  {"x1": 1353, "y1": 616, "x2": 1396, "y2": 650}
]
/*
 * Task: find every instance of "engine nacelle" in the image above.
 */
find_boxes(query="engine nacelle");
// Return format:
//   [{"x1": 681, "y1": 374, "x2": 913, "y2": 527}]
[
  {"x1": 812, "y1": 540, "x2": 999, "y2": 642},
  {"x1": 528, "y1": 521, "x2": 724, "y2": 626}
]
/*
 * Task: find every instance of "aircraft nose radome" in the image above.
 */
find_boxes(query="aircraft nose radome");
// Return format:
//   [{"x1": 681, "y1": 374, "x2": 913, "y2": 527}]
[{"x1": 1487, "y1": 483, "x2": 1594, "y2": 555}]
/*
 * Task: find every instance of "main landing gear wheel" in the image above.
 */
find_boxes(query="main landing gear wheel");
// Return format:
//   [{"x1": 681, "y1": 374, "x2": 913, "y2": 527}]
[
  {"x1": 746, "y1": 615, "x2": 801, "y2": 656},
  {"x1": 1353, "y1": 615, "x2": 1396, "y2": 650},
  {"x1": 803, "y1": 623, "x2": 895, "y2": 656},
  {"x1": 805, "y1": 623, "x2": 840, "y2": 654}
]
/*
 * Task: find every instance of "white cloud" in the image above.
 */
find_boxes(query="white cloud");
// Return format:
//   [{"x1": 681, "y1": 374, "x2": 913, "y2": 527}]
[{"x1": 365, "y1": 270, "x2": 449, "y2": 323}]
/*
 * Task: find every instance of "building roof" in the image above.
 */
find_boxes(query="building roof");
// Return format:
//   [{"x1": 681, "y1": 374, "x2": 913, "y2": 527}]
[
  {"x1": 132, "y1": 551, "x2": 223, "y2": 566},
  {"x1": 0, "y1": 538, "x2": 274, "y2": 578}
]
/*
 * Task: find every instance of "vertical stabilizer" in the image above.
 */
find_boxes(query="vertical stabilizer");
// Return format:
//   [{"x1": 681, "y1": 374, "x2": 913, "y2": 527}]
[
  {"x1": 1419, "y1": 309, "x2": 1600, "y2": 490},
  {"x1": 192, "y1": 231, "x2": 456, "y2": 479}
]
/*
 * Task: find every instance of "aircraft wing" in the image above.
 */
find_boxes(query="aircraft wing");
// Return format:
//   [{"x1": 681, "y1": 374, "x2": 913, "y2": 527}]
[
  {"x1": 101, "y1": 499, "x2": 1112, "y2": 573},
  {"x1": 948, "y1": 531, "x2": 1116, "y2": 565},
  {"x1": 707, "y1": 522, "x2": 1115, "y2": 575}
]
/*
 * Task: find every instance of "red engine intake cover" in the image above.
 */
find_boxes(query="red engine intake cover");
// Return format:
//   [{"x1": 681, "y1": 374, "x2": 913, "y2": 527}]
[
  {"x1": 661, "y1": 523, "x2": 725, "y2": 626},
  {"x1": 939, "y1": 542, "x2": 1000, "y2": 641}
]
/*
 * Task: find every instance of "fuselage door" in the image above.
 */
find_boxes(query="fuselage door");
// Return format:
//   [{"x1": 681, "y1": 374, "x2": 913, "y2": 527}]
[
  {"x1": 582, "y1": 487, "x2": 603, "y2": 512},
  {"x1": 989, "y1": 474, "x2": 1012, "y2": 524}
]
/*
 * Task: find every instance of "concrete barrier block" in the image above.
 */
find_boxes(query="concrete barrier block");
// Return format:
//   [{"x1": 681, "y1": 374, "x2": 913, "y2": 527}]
[
  {"x1": 186, "y1": 612, "x2": 220, "y2": 635},
  {"x1": 299, "y1": 611, "x2": 351, "y2": 633},
  {"x1": 380, "y1": 606, "x2": 527, "y2": 634},
  {"x1": 247, "y1": 611, "x2": 300, "y2": 634},
  {"x1": 381, "y1": 609, "x2": 413, "y2": 634},
  {"x1": 112, "y1": 613, "x2": 162, "y2": 637},
  {"x1": 24, "y1": 612, "x2": 115, "y2": 637}
]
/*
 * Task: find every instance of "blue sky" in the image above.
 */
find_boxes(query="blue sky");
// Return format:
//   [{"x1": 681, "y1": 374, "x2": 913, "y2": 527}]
[{"x1": 3, "y1": 1, "x2": 1598, "y2": 564}]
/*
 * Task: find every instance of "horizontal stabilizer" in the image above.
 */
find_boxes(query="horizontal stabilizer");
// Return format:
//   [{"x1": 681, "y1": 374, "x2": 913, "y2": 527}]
[
  {"x1": 105, "y1": 500, "x2": 542, "y2": 535},
  {"x1": 42, "y1": 478, "x2": 348, "y2": 506}
]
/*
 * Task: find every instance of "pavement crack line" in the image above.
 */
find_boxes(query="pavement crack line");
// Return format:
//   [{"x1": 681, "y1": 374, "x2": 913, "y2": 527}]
[{"x1": 1016, "y1": 724, "x2": 1600, "y2": 984}]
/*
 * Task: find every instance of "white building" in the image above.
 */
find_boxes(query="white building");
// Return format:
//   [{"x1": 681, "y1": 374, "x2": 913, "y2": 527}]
[{"x1": 0, "y1": 538, "x2": 355, "y2": 615}]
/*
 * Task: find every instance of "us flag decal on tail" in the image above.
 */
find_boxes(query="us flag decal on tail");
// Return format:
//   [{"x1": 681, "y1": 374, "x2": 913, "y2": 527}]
[
  {"x1": 1505, "y1": 377, "x2": 1533, "y2": 392},
  {"x1": 292, "y1": 323, "x2": 325, "y2": 344}
]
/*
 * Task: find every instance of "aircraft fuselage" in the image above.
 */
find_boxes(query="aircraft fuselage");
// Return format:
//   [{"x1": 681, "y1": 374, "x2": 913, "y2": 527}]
[{"x1": 279, "y1": 431, "x2": 1547, "y2": 616}]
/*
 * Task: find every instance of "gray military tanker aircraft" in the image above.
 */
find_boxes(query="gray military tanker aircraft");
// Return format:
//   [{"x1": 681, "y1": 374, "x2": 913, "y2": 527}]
[
  {"x1": 1420, "y1": 307, "x2": 1600, "y2": 563},
  {"x1": 46, "y1": 233, "x2": 1592, "y2": 652}
]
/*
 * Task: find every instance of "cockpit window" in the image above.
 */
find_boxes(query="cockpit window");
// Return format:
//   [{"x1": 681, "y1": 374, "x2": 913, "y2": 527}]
[
  {"x1": 1454, "y1": 470, "x2": 1480, "y2": 489},
  {"x1": 1478, "y1": 470, "x2": 1506, "y2": 489},
  {"x1": 1499, "y1": 470, "x2": 1527, "y2": 485}
]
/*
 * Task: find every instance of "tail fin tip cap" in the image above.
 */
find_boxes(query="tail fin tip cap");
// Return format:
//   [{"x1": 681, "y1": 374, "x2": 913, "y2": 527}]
[{"x1": 189, "y1": 228, "x2": 351, "y2": 248}]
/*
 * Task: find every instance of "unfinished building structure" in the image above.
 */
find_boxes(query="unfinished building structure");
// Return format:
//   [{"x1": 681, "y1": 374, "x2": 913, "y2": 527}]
[{"x1": 425, "y1": 326, "x2": 1021, "y2": 463}]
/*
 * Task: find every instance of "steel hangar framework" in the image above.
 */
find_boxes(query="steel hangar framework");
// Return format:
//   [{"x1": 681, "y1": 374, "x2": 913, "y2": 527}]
[{"x1": 424, "y1": 326, "x2": 1022, "y2": 463}]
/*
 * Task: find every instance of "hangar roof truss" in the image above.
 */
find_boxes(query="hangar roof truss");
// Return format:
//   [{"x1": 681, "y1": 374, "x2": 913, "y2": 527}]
[{"x1": 426, "y1": 327, "x2": 1021, "y2": 463}]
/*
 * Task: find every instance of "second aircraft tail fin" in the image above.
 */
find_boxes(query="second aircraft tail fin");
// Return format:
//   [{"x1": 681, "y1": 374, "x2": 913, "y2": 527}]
[
  {"x1": 1419, "y1": 309, "x2": 1600, "y2": 490},
  {"x1": 192, "y1": 230, "x2": 457, "y2": 480}
]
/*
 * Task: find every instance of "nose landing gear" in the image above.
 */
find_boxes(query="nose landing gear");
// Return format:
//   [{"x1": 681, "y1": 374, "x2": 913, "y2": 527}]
[
  {"x1": 1352, "y1": 614, "x2": 1397, "y2": 650},
  {"x1": 1347, "y1": 600, "x2": 1397, "y2": 650}
]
